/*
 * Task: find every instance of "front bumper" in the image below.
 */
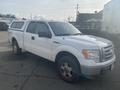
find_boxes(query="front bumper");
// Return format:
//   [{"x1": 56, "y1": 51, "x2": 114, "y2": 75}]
[{"x1": 80, "y1": 56, "x2": 116, "y2": 76}]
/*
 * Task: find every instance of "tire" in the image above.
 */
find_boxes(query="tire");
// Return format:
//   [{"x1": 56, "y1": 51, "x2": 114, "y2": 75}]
[
  {"x1": 12, "y1": 40, "x2": 22, "y2": 55},
  {"x1": 57, "y1": 54, "x2": 81, "y2": 83}
]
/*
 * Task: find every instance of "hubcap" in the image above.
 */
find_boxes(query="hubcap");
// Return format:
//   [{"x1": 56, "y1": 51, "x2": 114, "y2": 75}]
[{"x1": 60, "y1": 62, "x2": 73, "y2": 79}]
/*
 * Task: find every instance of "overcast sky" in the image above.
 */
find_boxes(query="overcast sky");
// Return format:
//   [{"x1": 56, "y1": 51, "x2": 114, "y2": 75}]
[{"x1": 0, "y1": 0, "x2": 111, "y2": 20}]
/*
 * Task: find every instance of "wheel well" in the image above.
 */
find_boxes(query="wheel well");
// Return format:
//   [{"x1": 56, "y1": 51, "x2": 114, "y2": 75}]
[
  {"x1": 12, "y1": 37, "x2": 19, "y2": 47},
  {"x1": 12, "y1": 37, "x2": 16, "y2": 43},
  {"x1": 55, "y1": 51, "x2": 78, "y2": 64}
]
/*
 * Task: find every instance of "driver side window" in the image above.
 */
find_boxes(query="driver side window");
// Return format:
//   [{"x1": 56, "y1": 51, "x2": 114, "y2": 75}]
[{"x1": 35, "y1": 22, "x2": 51, "y2": 35}]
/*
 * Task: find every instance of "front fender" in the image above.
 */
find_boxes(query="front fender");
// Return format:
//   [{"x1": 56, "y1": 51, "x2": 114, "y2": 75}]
[{"x1": 52, "y1": 45, "x2": 84, "y2": 63}]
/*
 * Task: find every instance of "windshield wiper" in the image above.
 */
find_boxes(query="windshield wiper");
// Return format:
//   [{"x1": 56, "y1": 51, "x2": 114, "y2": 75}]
[
  {"x1": 73, "y1": 33, "x2": 83, "y2": 35},
  {"x1": 59, "y1": 34, "x2": 73, "y2": 36},
  {"x1": 58, "y1": 33, "x2": 83, "y2": 36}
]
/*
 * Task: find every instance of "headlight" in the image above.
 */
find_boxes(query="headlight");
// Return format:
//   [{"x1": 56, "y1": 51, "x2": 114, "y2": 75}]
[{"x1": 82, "y1": 49, "x2": 100, "y2": 62}]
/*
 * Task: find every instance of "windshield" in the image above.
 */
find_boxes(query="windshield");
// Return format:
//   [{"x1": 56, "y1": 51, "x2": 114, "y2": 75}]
[{"x1": 49, "y1": 22, "x2": 82, "y2": 36}]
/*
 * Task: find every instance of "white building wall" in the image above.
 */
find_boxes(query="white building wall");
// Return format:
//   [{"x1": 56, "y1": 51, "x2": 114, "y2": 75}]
[{"x1": 102, "y1": 0, "x2": 120, "y2": 34}]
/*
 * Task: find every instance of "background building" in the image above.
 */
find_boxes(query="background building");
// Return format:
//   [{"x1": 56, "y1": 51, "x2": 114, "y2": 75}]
[{"x1": 70, "y1": 11, "x2": 103, "y2": 35}]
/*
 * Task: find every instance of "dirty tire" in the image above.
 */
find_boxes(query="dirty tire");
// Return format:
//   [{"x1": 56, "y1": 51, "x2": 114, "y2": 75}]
[
  {"x1": 57, "y1": 55, "x2": 80, "y2": 83},
  {"x1": 12, "y1": 40, "x2": 21, "y2": 55}
]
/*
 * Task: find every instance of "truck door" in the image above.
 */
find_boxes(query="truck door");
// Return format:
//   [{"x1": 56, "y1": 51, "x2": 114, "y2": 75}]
[
  {"x1": 33, "y1": 22, "x2": 53, "y2": 60},
  {"x1": 24, "y1": 21, "x2": 53, "y2": 60}
]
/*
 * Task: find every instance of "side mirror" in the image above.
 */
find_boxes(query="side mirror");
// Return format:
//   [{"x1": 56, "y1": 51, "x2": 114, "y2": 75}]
[{"x1": 38, "y1": 32, "x2": 51, "y2": 38}]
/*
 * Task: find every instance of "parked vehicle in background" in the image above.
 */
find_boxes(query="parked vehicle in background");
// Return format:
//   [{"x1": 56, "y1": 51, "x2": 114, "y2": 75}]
[
  {"x1": 0, "y1": 22, "x2": 8, "y2": 31},
  {"x1": 8, "y1": 20, "x2": 115, "y2": 82}
]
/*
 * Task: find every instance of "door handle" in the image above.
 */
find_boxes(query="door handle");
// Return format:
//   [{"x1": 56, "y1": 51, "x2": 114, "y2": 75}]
[
  {"x1": 31, "y1": 36, "x2": 35, "y2": 40},
  {"x1": 53, "y1": 41, "x2": 61, "y2": 44}
]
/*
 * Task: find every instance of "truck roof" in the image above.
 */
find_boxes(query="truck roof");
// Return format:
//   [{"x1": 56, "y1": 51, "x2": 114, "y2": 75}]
[{"x1": 11, "y1": 19, "x2": 67, "y2": 23}]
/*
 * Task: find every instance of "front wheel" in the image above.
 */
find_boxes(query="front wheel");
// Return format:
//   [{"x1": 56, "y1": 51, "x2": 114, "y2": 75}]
[
  {"x1": 57, "y1": 55, "x2": 81, "y2": 83},
  {"x1": 12, "y1": 40, "x2": 22, "y2": 55}
]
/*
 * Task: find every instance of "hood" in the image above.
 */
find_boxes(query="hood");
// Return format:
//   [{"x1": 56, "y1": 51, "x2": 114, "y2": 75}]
[{"x1": 62, "y1": 35, "x2": 112, "y2": 48}]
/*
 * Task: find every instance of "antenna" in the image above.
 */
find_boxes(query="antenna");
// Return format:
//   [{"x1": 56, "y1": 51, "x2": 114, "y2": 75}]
[{"x1": 30, "y1": 14, "x2": 32, "y2": 20}]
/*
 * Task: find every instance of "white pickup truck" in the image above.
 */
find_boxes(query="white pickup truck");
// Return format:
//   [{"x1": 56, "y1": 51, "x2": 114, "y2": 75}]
[{"x1": 8, "y1": 20, "x2": 115, "y2": 82}]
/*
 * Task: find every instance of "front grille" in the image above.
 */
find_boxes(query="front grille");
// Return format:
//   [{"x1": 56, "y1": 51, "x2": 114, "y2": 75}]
[{"x1": 101, "y1": 45, "x2": 114, "y2": 62}]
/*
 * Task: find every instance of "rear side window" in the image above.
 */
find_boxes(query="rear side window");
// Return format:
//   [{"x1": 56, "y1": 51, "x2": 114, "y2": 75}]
[{"x1": 11, "y1": 21, "x2": 24, "y2": 29}]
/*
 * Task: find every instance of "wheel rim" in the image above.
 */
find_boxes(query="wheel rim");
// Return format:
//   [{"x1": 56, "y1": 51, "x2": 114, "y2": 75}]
[{"x1": 60, "y1": 62, "x2": 73, "y2": 79}]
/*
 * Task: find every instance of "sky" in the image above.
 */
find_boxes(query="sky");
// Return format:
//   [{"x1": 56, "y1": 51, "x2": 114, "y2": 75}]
[{"x1": 0, "y1": 0, "x2": 111, "y2": 20}]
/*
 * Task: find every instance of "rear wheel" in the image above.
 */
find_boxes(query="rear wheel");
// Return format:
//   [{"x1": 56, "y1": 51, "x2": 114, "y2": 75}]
[
  {"x1": 12, "y1": 40, "x2": 22, "y2": 55},
  {"x1": 57, "y1": 54, "x2": 81, "y2": 82}
]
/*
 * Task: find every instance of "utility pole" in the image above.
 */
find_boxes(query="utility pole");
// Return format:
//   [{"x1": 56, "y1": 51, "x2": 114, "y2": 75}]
[
  {"x1": 76, "y1": 4, "x2": 79, "y2": 21},
  {"x1": 76, "y1": 4, "x2": 79, "y2": 17}
]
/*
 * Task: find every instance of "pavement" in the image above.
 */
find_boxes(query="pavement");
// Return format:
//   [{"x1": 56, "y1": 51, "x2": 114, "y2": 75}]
[{"x1": 0, "y1": 31, "x2": 120, "y2": 90}]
